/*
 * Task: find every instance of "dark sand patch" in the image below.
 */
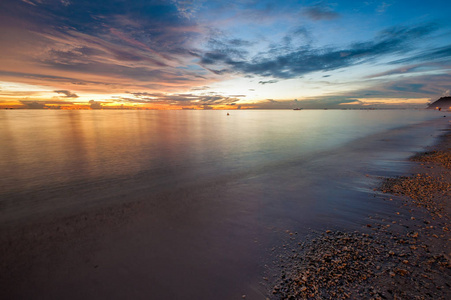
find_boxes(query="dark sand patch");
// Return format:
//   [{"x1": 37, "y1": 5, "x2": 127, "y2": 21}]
[
  {"x1": 270, "y1": 132, "x2": 451, "y2": 299},
  {"x1": 0, "y1": 200, "x2": 145, "y2": 298}
]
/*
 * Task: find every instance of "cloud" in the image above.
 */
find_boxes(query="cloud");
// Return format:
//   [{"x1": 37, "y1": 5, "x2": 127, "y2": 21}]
[
  {"x1": 190, "y1": 86, "x2": 210, "y2": 91},
  {"x1": 341, "y1": 73, "x2": 451, "y2": 100},
  {"x1": 366, "y1": 60, "x2": 450, "y2": 79},
  {"x1": 388, "y1": 44, "x2": 451, "y2": 65},
  {"x1": 89, "y1": 100, "x2": 102, "y2": 109},
  {"x1": 240, "y1": 96, "x2": 362, "y2": 109},
  {"x1": 199, "y1": 36, "x2": 253, "y2": 65},
  {"x1": 60, "y1": 0, "x2": 71, "y2": 7},
  {"x1": 20, "y1": 101, "x2": 46, "y2": 109},
  {"x1": 19, "y1": 100, "x2": 74, "y2": 108},
  {"x1": 302, "y1": 3, "x2": 339, "y2": 21},
  {"x1": 124, "y1": 91, "x2": 243, "y2": 106},
  {"x1": 54, "y1": 90, "x2": 79, "y2": 98},
  {"x1": 376, "y1": 2, "x2": 392, "y2": 14},
  {"x1": 171, "y1": 0, "x2": 203, "y2": 19},
  {"x1": 199, "y1": 23, "x2": 437, "y2": 79},
  {"x1": 0, "y1": 70, "x2": 141, "y2": 94},
  {"x1": 299, "y1": 97, "x2": 363, "y2": 108},
  {"x1": 0, "y1": 0, "x2": 209, "y2": 92},
  {"x1": 258, "y1": 79, "x2": 278, "y2": 85},
  {"x1": 249, "y1": 72, "x2": 451, "y2": 109},
  {"x1": 1, "y1": 0, "x2": 448, "y2": 110}
]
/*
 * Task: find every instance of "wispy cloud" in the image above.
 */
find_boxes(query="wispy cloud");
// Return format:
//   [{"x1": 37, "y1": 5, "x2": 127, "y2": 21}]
[
  {"x1": 388, "y1": 44, "x2": 451, "y2": 65},
  {"x1": 1, "y1": 0, "x2": 450, "y2": 108},
  {"x1": 0, "y1": 0, "x2": 209, "y2": 92},
  {"x1": 259, "y1": 80, "x2": 278, "y2": 85},
  {"x1": 54, "y1": 90, "x2": 78, "y2": 98},
  {"x1": 376, "y1": 2, "x2": 392, "y2": 14},
  {"x1": 344, "y1": 73, "x2": 451, "y2": 100},
  {"x1": 123, "y1": 91, "x2": 243, "y2": 107},
  {"x1": 200, "y1": 23, "x2": 437, "y2": 79}
]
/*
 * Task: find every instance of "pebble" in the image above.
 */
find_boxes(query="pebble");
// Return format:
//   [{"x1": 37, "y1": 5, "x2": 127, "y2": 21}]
[{"x1": 269, "y1": 133, "x2": 451, "y2": 299}]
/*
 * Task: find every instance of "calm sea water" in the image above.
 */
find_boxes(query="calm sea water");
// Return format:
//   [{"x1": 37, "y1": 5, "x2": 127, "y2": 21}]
[
  {"x1": 0, "y1": 109, "x2": 449, "y2": 299},
  {"x1": 0, "y1": 110, "x2": 445, "y2": 199}
]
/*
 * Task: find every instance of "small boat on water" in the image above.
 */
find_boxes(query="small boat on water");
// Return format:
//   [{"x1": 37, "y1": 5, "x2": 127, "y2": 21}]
[{"x1": 293, "y1": 108, "x2": 303, "y2": 110}]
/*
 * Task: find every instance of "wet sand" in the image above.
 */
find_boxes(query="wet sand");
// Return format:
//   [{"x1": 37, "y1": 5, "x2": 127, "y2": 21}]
[{"x1": 271, "y1": 130, "x2": 451, "y2": 299}]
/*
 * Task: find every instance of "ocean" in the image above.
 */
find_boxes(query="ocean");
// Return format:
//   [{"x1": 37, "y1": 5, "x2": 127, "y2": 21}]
[{"x1": 0, "y1": 109, "x2": 448, "y2": 299}]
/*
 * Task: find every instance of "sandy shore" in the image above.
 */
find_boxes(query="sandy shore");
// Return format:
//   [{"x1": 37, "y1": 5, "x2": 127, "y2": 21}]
[{"x1": 270, "y1": 130, "x2": 451, "y2": 299}]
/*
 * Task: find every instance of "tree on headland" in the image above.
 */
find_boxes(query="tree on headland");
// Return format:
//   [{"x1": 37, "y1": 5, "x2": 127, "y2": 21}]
[{"x1": 427, "y1": 97, "x2": 451, "y2": 110}]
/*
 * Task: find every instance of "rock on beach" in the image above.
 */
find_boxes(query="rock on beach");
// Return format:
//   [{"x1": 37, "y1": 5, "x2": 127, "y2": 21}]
[{"x1": 270, "y1": 131, "x2": 451, "y2": 299}]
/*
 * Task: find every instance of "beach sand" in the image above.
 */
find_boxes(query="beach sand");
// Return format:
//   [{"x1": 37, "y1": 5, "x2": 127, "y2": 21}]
[{"x1": 270, "y1": 130, "x2": 451, "y2": 299}]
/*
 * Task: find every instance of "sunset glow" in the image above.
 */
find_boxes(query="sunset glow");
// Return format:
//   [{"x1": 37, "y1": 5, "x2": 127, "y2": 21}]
[{"x1": 0, "y1": 0, "x2": 450, "y2": 109}]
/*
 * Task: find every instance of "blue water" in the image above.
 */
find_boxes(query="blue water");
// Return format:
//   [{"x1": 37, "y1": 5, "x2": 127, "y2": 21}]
[{"x1": 0, "y1": 109, "x2": 449, "y2": 299}]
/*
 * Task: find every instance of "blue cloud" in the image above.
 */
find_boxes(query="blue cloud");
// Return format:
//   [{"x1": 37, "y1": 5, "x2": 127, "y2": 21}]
[
  {"x1": 200, "y1": 23, "x2": 437, "y2": 79},
  {"x1": 389, "y1": 44, "x2": 451, "y2": 65},
  {"x1": 303, "y1": 3, "x2": 340, "y2": 21}
]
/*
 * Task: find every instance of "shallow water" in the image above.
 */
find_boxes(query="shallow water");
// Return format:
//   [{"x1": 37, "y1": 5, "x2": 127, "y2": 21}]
[
  {"x1": 0, "y1": 109, "x2": 449, "y2": 299},
  {"x1": 0, "y1": 110, "x2": 446, "y2": 212}
]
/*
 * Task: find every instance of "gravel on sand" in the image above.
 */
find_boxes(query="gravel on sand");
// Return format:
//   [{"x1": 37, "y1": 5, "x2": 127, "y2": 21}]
[{"x1": 270, "y1": 131, "x2": 451, "y2": 299}]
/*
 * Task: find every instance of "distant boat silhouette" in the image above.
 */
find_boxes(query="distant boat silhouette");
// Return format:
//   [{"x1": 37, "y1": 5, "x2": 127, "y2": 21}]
[{"x1": 293, "y1": 108, "x2": 303, "y2": 110}]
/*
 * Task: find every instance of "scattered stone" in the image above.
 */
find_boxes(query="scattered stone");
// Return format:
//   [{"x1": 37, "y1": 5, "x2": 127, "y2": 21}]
[{"x1": 269, "y1": 131, "x2": 451, "y2": 299}]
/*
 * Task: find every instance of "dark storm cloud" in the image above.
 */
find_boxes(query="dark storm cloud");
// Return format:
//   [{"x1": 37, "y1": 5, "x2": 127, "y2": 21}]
[
  {"x1": 54, "y1": 90, "x2": 78, "y2": 98},
  {"x1": 199, "y1": 23, "x2": 437, "y2": 79}
]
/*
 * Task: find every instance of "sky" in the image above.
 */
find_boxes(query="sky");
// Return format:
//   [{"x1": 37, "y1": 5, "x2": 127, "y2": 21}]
[{"x1": 0, "y1": 0, "x2": 450, "y2": 109}]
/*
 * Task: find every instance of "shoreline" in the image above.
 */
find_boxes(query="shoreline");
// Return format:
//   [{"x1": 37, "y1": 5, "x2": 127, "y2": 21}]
[
  {"x1": 1, "y1": 114, "x2": 449, "y2": 299},
  {"x1": 270, "y1": 130, "x2": 451, "y2": 299}
]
